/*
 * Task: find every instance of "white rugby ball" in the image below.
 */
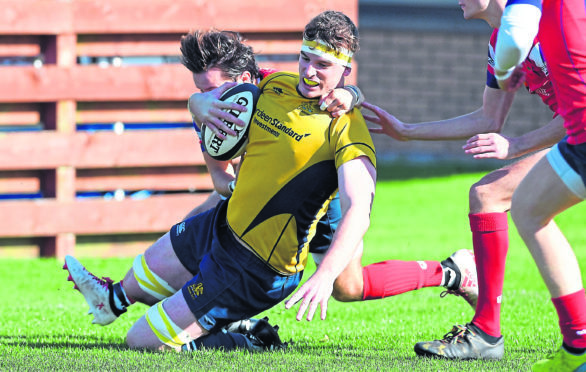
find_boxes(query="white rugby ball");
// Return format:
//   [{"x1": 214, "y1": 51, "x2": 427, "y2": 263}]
[{"x1": 201, "y1": 83, "x2": 260, "y2": 161}]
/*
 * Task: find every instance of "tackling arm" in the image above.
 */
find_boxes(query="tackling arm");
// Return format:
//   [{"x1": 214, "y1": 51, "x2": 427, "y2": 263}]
[
  {"x1": 188, "y1": 82, "x2": 248, "y2": 138},
  {"x1": 363, "y1": 86, "x2": 515, "y2": 141},
  {"x1": 204, "y1": 153, "x2": 236, "y2": 197}
]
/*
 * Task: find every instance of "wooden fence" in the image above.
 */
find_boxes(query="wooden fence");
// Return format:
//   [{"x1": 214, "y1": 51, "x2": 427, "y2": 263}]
[{"x1": 0, "y1": 0, "x2": 357, "y2": 258}]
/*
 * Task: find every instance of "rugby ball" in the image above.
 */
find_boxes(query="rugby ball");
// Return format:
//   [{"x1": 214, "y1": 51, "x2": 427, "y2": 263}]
[{"x1": 201, "y1": 83, "x2": 260, "y2": 161}]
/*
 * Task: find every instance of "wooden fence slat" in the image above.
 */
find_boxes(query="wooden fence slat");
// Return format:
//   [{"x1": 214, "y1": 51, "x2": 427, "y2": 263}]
[
  {"x1": 0, "y1": 35, "x2": 41, "y2": 56},
  {"x1": 0, "y1": 129, "x2": 204, "y2": 170},
  {"x1": 0, "y1": 103, "x2": 41, "y2": 125},
  {"x1": 0, "y1": 62, "x2": 301, "y2": 103},
  {"x1": 0, "y1": 168, "x2": 213, "y2": 194},
  {"x1": 76, "y1": 167, "x2": 213, "y2": 192},
  {"x1": 0, "y1": 193, "x2": 209, "y2": 237},
  {"x1": 76, "y1": 33, "x2": 304, "y2": 57},
  {"x1": 0, "y1": 171, "x2": 39, "y2": 193},
  {"x1": 77, "y1": 101, "x2": 190, "y2": 123},
  {"x1": 77, "y1": 34, "x2": 183, "y2": 57},
  {"x1": 0, "y1": 1, "x2": 72, "y2": 34},
  {"x1": 0, "y1": 0, "x2": 356, "y2": 34}
]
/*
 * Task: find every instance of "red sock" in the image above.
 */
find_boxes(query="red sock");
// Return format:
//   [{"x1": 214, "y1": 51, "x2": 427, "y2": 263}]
[
  {"x1": 470, "y1": 212, "x2": 508, "y2": 338},
  {"x1": 553, "y1": 289, "x2": 586, "y2": 349},
  {"x1": 362, "y1": 260, "x2": 443, "y2": 300}
]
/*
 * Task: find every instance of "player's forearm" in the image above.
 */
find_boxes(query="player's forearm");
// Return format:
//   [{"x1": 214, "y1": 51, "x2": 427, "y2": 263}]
[
  {"x1": 204, "y1": 154, "x2": 236, "y2": 197},
  {"x1": 188, "y1": 92, "x2": 206, "y2": 124},
  {"x1": 402, "y1": 108, "x2": 498, "y2": 140},
  {"x1": 210, "y1": 171, "x2": 235, "y2": 197},
  {"x1": 509, "y1": 115, "x2": 566, "y2": 158}
]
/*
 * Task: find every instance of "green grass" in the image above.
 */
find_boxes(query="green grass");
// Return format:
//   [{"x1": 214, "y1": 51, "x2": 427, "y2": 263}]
[{"x1": 1, "y1": 171, "x2": 585, "y2": 371}]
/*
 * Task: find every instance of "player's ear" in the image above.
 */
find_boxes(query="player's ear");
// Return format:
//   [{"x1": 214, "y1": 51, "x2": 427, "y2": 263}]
[
  {"x1": 238, "y1": 71, "x2": 253, "y2": 83},
  {"x1": 343, "y1": 66, "x2": 352, "y2": 77}
]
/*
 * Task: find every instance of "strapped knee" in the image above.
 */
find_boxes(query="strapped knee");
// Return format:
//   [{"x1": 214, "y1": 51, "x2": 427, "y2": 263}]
[
  {"x1": 145, "y1": 300, "x2": 193, "y2": 350},
  {"x1": 133, "y1": 254, "x2": 177, "y2": 300}
]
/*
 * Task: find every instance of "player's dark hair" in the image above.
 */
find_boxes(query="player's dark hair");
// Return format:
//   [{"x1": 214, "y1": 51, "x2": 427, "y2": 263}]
[
  {"x1": 180, "y1": 30, "x2": 260, "y2": 81},
  {"x1": 303, "y1": 10, "x2": 359, "y2": 54}
]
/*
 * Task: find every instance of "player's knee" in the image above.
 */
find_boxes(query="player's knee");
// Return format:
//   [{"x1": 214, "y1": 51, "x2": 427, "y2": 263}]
[
  {"x1": 332, "y1": 279, "x2": 363, "y2": 302},
  {"x1": 125, "y1": 329, "x2": 142, "y2": 349},
  {"x1": 469, "y1": 180, "x2": 502, "y2": 211},
  {"x1": 132, "y1": 254, "x2": 178, "y2": 302},
  {"x1": 125, "y1": 318, "x2": 152, "y2": 350},
  {"x1": 127, "y1": 300, "x2": 194, "y2": 351}
]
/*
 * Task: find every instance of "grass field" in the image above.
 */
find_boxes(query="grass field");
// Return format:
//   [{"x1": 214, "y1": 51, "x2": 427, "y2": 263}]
[{"x1": 1, "y1": 169, "x2": 585, "y2": 371}]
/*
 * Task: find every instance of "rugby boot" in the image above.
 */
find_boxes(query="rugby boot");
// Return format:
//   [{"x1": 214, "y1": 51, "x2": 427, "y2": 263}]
[
  {"x1": 182, "y1": 317, "x2": 287, "y2": 352},
  {"x1": 532, "y1": 345, "x2": 586, "y2": 371},
  {"x1": 414, "y1": 323, "x2": 504, "y2": 360},
  {"x1": 244, "y1": 317, "x2": 288, "y2": 351},
  {"x1": 224, "y1": 318, "x2": 260, "y2": 334},
  {"x1": 440, "y1": 249, "x2": 478, "y2": 309},
  {"x1": 63, "y1": 255, "x2": 126, "y2": 325}
]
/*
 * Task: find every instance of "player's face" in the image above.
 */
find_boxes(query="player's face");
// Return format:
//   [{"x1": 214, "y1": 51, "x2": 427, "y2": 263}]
[
  {"x1": 192, "y1": 68, "x2": 252, "y2": 92},
  {"x1": 193, "y1": 67, "x2": 231, "y2": 92},
  {"x1": 459, "y1": 0, "x2": 491, "y2": 20},
  {"x1": 298, "y1": 51, "x2": 348, "y2": 99}
]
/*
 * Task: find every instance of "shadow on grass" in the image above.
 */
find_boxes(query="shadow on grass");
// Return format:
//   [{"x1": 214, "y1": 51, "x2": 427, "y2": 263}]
[{"x1": 0, "y1": 334, "x2": 128, "y2": 351}]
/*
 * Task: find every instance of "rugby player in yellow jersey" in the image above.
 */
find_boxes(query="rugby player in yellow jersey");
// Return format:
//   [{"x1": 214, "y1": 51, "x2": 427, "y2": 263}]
[
  {"x1": 65, "y1": 11, "x2": 376, "y2": 351},
  {"x1": 63, "y1": 29, "x2": 367, "y2": 352}
]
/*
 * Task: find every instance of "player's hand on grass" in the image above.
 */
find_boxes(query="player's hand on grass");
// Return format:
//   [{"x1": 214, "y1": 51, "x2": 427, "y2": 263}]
[
  {"x1": 188, "y1": 81, "x2": 247, "y2": 139},
  {"x1": 463, "y1": 133, "x2": 514, "y2": 160},
  {"x1": 495, "y1": 65, "x2": 525, "y2": 92},
  {"x1": 361, "y1": 101, "x2": 409, "y2": 141},
  {"x1": 285, "y1": 271, "x2": 335, "y2": 321}
]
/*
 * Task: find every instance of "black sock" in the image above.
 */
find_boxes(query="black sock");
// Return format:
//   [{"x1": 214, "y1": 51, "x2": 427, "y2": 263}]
[
  {"x1": 468, "y1": 323, "x2": 501, "y2": 345},
  {"x1": 563, "y1": 342, "x2": 586, "y2": 355},
  {"x1": 108, "y1": 282, "x2": 128, "y2": 316},
  {"x1": 440, "y1": 258, "x2": 460, "y2": 290}
]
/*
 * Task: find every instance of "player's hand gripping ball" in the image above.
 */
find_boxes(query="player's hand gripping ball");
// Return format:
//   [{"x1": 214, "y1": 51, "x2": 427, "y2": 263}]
[{"x1": 201, "y1": 83, "x2": 260, "y2": 160}]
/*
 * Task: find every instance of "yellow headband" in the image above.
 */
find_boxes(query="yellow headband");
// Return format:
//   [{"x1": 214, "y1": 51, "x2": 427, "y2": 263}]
[{"x1": 301, "y1": 38, "x2": 353, "y2": 67}]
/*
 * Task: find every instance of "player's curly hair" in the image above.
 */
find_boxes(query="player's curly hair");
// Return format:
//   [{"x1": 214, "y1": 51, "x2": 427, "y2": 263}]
[
  {"x1": 303, "y1": 10, "x2": 359, "y2": 54},
  {"x1": 180, "y1": 30, "x2": 260, "y2": 81}
]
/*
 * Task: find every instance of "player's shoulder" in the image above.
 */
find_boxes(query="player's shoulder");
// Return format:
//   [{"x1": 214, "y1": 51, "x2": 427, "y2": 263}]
[
  {"x1": 259, "y1": 68, "x2": 279, "y2": 80},
  {"x1": 332, "y1": 106, "x2": 367, "y2": 129},
  {"x1": 258, "y1": 71, "x2": 298, "y2": 91}
]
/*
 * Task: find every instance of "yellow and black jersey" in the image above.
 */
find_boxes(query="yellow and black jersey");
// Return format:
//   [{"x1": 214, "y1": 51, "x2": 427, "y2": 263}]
[{"x1": 226, "y1": 72, "x2": 376, "y2": 275}]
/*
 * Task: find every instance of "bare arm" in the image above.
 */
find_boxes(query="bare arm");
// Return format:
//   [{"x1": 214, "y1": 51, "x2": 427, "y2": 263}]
[
  {"x1": 363, "y1": 86, "x2": 515, "y2": 141},
  {"x1": 463, "y1": 114, "x2": 566, "y2": 160},
  {"x1": 204, "y1": 153, "x2": 237, "y2": 197},
  {"x1": 285, "y1": 156, "x2": 376, "y2": 321}
]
